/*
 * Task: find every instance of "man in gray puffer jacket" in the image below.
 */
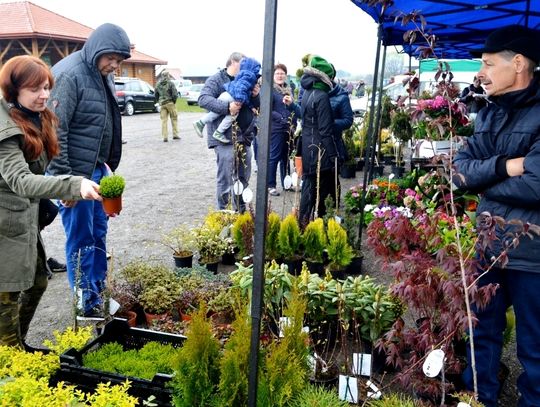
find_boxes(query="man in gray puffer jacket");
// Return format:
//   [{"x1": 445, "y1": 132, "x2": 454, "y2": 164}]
[{"x1": 47, "y1": 23, "x2": 131, "y2": 319}]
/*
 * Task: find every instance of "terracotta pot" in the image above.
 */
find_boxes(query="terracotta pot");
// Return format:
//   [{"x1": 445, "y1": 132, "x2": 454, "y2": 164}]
[
  {"x1": 125, "y1": 310, "x2": 137, "y2": 327},
  {"x1": 294, "y1": 156, "x2": 303, "y2": 178},
  {"x1": 102, "y1": 196, "x2": 122, "y2": 216}
]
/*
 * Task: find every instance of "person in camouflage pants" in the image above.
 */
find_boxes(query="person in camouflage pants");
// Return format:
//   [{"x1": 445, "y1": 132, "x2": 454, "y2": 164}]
[{"x1": 155, "y1": 71, "x2": 179, "y2": 142}]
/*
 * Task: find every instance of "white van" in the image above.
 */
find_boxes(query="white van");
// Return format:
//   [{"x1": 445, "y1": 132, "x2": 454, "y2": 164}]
[{"x1": 172, "y1": 79, "x2": 193, "y2": 97}]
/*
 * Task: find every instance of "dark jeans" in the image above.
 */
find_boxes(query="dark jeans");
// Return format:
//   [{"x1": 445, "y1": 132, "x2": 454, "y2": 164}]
[
  {"x1": 268, "y1": 131, "x2": 289, "y2": 189},
  {"x1": 298, "y1": 169, "x2": 339, "y2": 227},
  {"x1": 464, "y1": 267, "x2": 540, "y2": 407}
]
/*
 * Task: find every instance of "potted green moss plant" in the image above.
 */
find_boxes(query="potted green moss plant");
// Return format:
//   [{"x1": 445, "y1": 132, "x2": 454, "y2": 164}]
[
  {"x1": 99, "y1": 173, "x2": 125, "y2": 215},
  {"x1": 302, "y1": 218, "x2": 326, "y2": 275},
  {"x1": 162, "y1": 224, "x2": 197, "y2": 268},
  {"x1": 278, "y1": 214, "x2": 303, "y2": 275}
]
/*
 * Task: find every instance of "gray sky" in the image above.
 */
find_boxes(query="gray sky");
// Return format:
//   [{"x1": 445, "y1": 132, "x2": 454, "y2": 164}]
[{"x1": 15, "y1": 0, "x2": 380, "y2": 76}]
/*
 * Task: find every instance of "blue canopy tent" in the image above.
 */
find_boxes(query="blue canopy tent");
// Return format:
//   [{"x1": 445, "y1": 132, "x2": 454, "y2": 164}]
[{"x1": 352, "y1": 0, "x2": 540, "y2": 58}]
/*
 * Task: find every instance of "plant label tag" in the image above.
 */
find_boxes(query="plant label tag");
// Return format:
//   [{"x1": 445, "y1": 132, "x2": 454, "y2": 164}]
[
  {"x1": 233, "y1": 180, "x2": 244, "y2": 195},
  {"x1": 291, "y1": 172, "x2": 299, "y2": 186},
  {"x1": 109, "y1": 298, "x2": 120, "y2": 315},
  {"x1": 279, "y1": 317, "x2": 291, "y2": 337},
  {"x1": 308, "y1": 355, "x2": 316, "y2": 374},
  {"x1": 242, "y1": 187, "x2": 253, "y2": 203},
  {"x1": 457, "y1": 403, "x2": 471, "y2": 407},
  {"x1": 366, "y1": 380, "x2": 381, "y2": 399},
  {"x1": 352, "y1": 352, "x2": 372, "y2": 376},
  {"x1": 423, "y1": 349, "x2": 445, "y2": 377},
  {"x1": 338, "y1": 375, "x2": 358, "y2": 403},
  {"x1": 302, "y1": 326, "x2": 310, "y2": 334},
  {"x1": 283, "y1": 175, "x2": 293, "y2": 190},
  {"x1": 334, "y1": 215, "x2": 342, "y2": 224}
]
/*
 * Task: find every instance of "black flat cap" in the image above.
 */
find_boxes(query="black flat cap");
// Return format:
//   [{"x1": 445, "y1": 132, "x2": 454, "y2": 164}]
[{"x1": 471, "y1": 25, "x2": 540, "y2": 64}]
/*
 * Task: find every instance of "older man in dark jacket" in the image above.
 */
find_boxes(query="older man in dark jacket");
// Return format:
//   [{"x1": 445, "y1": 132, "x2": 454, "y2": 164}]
[
  {"x1": 454, "y1": 25, "x2": 540, "y2": 406},
  {"x1": 47, "y1": 23, "x2": 131, "y2": 319}
]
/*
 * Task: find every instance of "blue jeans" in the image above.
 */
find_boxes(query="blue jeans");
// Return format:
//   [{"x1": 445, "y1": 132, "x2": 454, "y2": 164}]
[
  {"x1": 464, "y1": 267, "x2": 540, "y2": 406},
  {"x1": 59, "y1": 164, "x2": 108, "y2": 313}
]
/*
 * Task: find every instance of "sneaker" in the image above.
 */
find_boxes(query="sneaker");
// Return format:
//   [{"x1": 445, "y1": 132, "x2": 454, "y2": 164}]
[
  {"x1": 163, "y1": 138, "x2": 168, "y2": 142},
  {"x1": 193, "y1": 120, "x2": 205, "y2": 138},
  {"x1": 268, "y1": 188, "x2": 280, "y2": 196},
  {"x1": 76, "y1": 305, "x2": 105, "y2": 321},
  {"x1": 212, "y1": 130, "x2": 231, "y2": 144},
  {"x1": 47, "y1": 257, "x2": 66, "y2": 272},
  {"x1": 173, "y1": 135, "x2": 181, "y2": 140}
]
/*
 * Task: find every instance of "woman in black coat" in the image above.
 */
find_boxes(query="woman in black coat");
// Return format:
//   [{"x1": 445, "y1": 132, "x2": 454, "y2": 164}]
[{"x1": 297, "y1": 56, "x2": 338, "y2": 226}]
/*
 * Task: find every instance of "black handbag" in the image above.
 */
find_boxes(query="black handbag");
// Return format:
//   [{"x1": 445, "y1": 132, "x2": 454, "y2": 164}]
[{"x1": 38, "y1": 199, "x2": 59, "y2": 230}]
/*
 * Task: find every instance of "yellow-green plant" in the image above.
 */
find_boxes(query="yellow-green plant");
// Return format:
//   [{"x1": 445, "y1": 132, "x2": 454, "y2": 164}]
[
  {"x1": 195, "y1": 224, "x2": 228, "y2": 264},
  {"x1": 215, "y1": 298, "x2": 251, "y2": 406},
  {"x1": 162, "y1": 224, "x2": 197, "y2": 257},
  {"x1": 0, "y1": 345, "x2": 59, "y2": 380},
  {"x1": 231, "y1": 211, "x2": 254, "y2": 259},
  {"x1": 43, "y1": 326, "x2": 93, "y2": 355},
  {"x1": 265, "y1": 212, "x2": 281, "y2": 260},
  {"x1": 326, "y1": 218, "x2": 354, "y2": 272},
  {"x1": 292, "y1": 385, "x2": 349, "y2": 407},
  {"x1": 77, "y1": 381, "x2": 139, "y2": 406},
  {"x1": 83, "y1": 341, "x2": 180, "y2": 380},
  {"x1": 171, "y1": 305, "x2": 221, "y2": 407},
  {"x1": 302, "y1": 218, "x2": 327, "y2": 263},
  {"x1": 278, "y1": 214, "x2": 302, "y2": 261},
  {"x1": 257, "y1": 286, "x2": 309, "y2": 406},
  {"x1": 366, "y1": 392, "x2": 418, "y2": 406},
  {"x1": 99, "y1": 174, "x2": 126, "y2": 198}
]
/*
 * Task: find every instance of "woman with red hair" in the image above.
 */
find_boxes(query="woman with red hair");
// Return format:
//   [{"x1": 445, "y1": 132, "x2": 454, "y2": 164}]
[{"x1": 0, "y1": 55, "x2": 101, "y2": 348}]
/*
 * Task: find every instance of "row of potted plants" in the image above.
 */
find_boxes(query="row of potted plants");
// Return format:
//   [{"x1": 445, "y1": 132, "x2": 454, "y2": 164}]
[{"x1": 161, "y1": 209, "x2": 359, "y2": 277}]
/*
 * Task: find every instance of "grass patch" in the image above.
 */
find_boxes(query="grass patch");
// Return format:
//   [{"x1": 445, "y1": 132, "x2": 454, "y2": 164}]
[{"x1": 177, "y1": 98, "x2": 205, "y2": 113}]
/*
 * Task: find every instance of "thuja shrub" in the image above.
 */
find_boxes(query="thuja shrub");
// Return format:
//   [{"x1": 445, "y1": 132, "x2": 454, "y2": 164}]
[
  {"x1": 232, "y1": 211, "x2": 254, "y2": 259},
  {"x1": 215, "y1": 299, "x2": 251, "y2": 406},
  {"x1": 265, "y1": 212, "x2": 281, "y2": 261},
  {"x1": 170, "y1": 305, "x2": 221, "y2": 406},
  {"x1": 257, "y1": 287, "x2": 310, "y2": 406}
]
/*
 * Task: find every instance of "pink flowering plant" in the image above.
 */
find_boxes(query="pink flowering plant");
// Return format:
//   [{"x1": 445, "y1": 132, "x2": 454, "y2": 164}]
[{"x1": 412, "y1": 95, "x2": 472, "y2": 141}]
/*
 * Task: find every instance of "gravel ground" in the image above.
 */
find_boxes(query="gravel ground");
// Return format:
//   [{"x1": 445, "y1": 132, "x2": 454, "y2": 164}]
[{"x1": 28, "y1": 111, "x2": 519, "y2": 405}]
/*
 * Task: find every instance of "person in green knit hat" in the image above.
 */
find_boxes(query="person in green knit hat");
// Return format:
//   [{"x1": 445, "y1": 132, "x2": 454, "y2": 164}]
[{"x1": 296, "y1": 55, "x2": 340, "y2": 226}]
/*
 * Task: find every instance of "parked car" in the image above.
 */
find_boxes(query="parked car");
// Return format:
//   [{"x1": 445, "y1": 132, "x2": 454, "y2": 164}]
[
  {"x1": 172, "y1": 79, "x2": 193, "y2": 97},
  {"x1": 185, "y1": 84, "x2": 205, "y2": 106},
  {"x1": 114, "y1": 77, "x2": 160, "y2": 116}
]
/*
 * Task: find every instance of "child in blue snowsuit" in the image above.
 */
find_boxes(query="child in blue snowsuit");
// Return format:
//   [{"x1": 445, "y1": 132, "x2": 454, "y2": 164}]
[{"x1": 194, "y1": 57, "x2": 260, "y2": 143}]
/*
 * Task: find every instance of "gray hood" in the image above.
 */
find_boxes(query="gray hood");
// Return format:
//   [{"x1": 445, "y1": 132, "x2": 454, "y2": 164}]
[{"x1": 82, "y1": 23, "x2": 131, "y2": 68}]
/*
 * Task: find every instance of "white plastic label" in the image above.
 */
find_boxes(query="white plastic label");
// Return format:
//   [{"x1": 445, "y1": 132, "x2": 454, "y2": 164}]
[
  {"x1": 423, "y1": 349, "x2": 445, "y2": 377},
  {"x1": 242, "y1": 187, "x2": 253, "y2": 203},
  {"x1": 338, "y1": 375, "x2": 358, "y2": 403},
  {"x1": 283, "y1": 175, "x2": 293, "y2": 190},
  {"x1": 291, "y1": 172, "x2": 299, "y2": 186},
  {"x1": 233, "y1": 180, "x2": 244, "y2": 195},
  {"x1": 353, "y1": 353, "x2": 372, "y2": 376}
]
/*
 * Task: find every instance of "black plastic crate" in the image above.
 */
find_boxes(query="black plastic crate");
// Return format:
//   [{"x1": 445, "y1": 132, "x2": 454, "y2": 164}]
[{"x1": 53, "y1": 318, "x2": 186, "y2": 406}]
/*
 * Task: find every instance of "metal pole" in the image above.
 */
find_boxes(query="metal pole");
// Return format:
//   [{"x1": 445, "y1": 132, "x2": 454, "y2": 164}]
[
  {"x1": 369, "y1": 44, "x2": 387, "y2": 183},
  {"x1": 358, "y1": 23, "x2": 383, "y2": 244},
  {"x1": 247, "y1": 0, "x2": 277, "y2": 405}
]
